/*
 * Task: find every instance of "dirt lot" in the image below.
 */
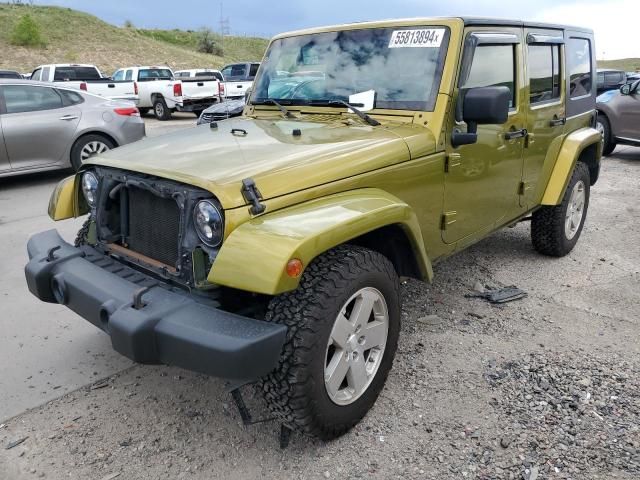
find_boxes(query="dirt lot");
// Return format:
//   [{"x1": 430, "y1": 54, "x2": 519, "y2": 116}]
[{"x1": 1, "y1": 139, "x2": 638, "y2": 480}]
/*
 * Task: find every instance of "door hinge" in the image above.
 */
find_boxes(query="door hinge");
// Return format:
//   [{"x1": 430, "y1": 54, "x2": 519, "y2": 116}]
[
  {"x1": 518, "y1": 181, "x2": 531, "y2": 196},
  {"x1": 441, "y1": 211, "x2": 457, "y2": 230},
  {"x1": 444, "y1": 153, "x2": 461, "y2": 173}
]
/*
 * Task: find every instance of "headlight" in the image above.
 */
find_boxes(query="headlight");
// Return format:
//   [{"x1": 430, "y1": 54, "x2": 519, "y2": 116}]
[
  {"x1": 193, "y1": 200, "x2": 223, "y2": 247},
  {"x1": 81, "y1": 172, "x2": 99, "y2": 207}
]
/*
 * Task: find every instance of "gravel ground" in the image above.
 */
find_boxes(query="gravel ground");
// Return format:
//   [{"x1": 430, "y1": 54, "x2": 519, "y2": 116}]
[{"x1": 1, "y1": 147, "x2": 639, "y2": 480}]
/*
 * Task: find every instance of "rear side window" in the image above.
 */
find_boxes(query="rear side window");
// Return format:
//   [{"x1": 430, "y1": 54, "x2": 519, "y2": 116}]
[
  {"x1": 462, "y1": 45, "x2": 516, "y2": 108},
  {"x1": 248, "y1": 64, "x2": 260, "y2": 78},
  {"x1": 31, "y1": 68, "x2": 42, "y2": 81},
  {"x1": 58, "y1": 89, "x2": 84, "y2": 105},
  {"x1": 528, "y1": 45, "x2": 561, "y2": 104},
  {"x1": 125, "y1": 70, "x2": 133, "y2": 81},
  {"x1": 138, "y1": 69, "x2": 173, "y2": 81},
  {"x1": 3, "y1": 85, "x2": 63, "y2": 113},
  {"x1": 42, "y1": 67, "x2": 50, "y2": 81},
  {"x1": 54, "y1": 67, "x2": 101, "y2": 81},
  {"x1": 568, "y1": 38, "x2": 592, "y2": 98}
]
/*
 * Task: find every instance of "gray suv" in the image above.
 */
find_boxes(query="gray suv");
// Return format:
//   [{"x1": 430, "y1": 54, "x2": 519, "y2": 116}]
[{"x1": 596, "y1": 79, "x2": 640, "y2": 155}]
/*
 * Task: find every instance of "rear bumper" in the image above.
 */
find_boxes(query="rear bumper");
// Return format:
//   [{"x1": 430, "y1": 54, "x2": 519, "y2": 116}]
[{"x1": 24, "y1": 230, "x2": 287, "y2": 381}]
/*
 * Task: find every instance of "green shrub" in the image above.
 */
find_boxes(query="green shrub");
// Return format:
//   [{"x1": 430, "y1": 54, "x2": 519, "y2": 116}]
[
  {"x1": 10, "y1": 14, "x2": 45, "y2": 47},
  {"x1": 196, "y1": 27, "x2": 223, "y2": 56}
]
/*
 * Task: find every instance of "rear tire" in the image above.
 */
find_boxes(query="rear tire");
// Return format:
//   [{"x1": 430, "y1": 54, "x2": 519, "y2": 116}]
[
  {"x1": 531, "y1": 162, "x2": 590, "y2": 257},
  {"x1": 597, "y1": 115, "x2": 616, "y2": 156},
  {"x1": 138, "y1": 108, "x2": 150, "y2": 116},
  {"x1": 258, "y1": 245, "x2": 401, "y2": 440},
  {"x1": 70, "y1": 134, "x2": 115, "y2": 171},
  {"x1": 153, "y1": 98, "x2": 172, "y2": 120}
]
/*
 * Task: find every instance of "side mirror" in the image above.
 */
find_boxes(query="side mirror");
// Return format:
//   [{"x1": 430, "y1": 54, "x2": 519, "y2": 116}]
[
  {"x1": 620, "y1": 83, "x2": 632, "y2": 95},
  {"x1": 452, "y1": 86, "x2": 511, "y2": 147}
]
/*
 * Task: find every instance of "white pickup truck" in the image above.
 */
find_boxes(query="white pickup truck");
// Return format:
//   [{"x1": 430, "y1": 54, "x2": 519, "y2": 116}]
[
  {"x1": 220, "y1": 62, "x2": 260, "y2": 99},
  {"x1": 31, "y1": 64, "x2": 138, "y2": 103},
  {"x1": 113, "y1": 66, "x2": 222, "y2": 120},
  {"x1": 174, "y1": 69, "x2": 226, "y2": 102}
]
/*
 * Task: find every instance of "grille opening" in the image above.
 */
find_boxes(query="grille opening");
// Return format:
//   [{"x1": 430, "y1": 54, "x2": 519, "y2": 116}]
[{"x1": 125, "y1": 187, "x2": 181, "y2": 267}]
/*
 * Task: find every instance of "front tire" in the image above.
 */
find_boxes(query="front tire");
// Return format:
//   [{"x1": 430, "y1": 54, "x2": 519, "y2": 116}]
[
  {"x1": 259, "y1": 245, "x2": 400, "y2": 440},
  {"x1": 153, "y1": 98, "x2": 172, "y2": 120},
  {"x1": 70, "y1": 134, "x2": 115, "y2": 171},
  {"x1": 531, "y1": 162, "x2": 590, "y2": 257},
  {"x1": 597, "y1": 115, "x2": 616, "y2": 156}
]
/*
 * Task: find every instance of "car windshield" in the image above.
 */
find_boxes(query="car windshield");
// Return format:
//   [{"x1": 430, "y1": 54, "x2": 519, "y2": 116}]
[{"x1": 252, "y1": 26, "x2": 449, "y2": 111}]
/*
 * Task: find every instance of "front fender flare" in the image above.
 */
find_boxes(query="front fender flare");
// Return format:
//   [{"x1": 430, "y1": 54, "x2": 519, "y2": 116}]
[
  {"x1": 48, "y1": 175, "x2": 86, "y2": 220},
  {"x1": 209, "y1": 188, "x2": 432, "y2": 295},
  {"x1": 541, "y1": 127, "x2": 602, "y2": 205}
]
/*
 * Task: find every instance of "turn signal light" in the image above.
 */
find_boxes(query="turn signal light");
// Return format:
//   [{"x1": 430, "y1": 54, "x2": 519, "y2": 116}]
[
  {"x1": 114, "y1": 107, "x2": 140, "y2": 117},
  {"x1": 286, "y1": 258, "x2": 304, "y2": 278}
]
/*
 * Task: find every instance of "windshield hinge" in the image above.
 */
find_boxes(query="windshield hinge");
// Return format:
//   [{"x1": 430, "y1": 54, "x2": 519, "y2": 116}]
[
  {"x1": 445, "y1": 153, "x2": 461, "y2": 173},
  {"x1": 241, "y1": 178, "x2": 266, "y2": 215},
  {"x1": 441, "y1": 211, "x2": 457, "y2": 230}
]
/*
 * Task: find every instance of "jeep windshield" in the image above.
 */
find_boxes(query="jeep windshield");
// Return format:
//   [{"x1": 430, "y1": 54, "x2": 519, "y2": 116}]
[{"x1": 252, "y1": 26, "x2": 449, "y2": 111}]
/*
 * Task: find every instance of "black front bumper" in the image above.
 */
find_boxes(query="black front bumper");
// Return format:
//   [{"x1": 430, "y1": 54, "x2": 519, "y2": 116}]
[{"x1": 24, "y1": 230, "x2": 287, "y2": 381}]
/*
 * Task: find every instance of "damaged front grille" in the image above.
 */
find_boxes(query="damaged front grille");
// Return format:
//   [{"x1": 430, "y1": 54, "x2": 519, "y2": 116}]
[{"x1": 127, "y1": 187, "x2": 180, "y2": 267}]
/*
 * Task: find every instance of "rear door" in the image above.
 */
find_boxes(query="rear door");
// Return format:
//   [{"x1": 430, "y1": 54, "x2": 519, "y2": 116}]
[
  {"x1": 614, "y1": 80, "x2": 640, "y2": 141},
  {"x1": 521, "y1": 29, "x2": 566, "y2": 208},
  {"x1": 0, "y1": 84, "x2": 81, "y2": 169}
]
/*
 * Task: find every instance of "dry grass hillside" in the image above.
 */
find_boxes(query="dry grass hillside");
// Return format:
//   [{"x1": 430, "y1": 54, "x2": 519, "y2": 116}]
[
  {"x1": 597, "y1": 58, "x2": 640, "y2": 72},
  {"x1": 0, "y1": 3, "x2": 268, "y2": 75}
]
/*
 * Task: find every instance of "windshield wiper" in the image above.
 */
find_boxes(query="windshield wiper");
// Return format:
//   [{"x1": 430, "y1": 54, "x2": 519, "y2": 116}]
[
  {"x1": 251, "y1": 98, "x2": 295, "y2": 118},
  {"x1": 326, "y1": 100, "x2": 380, "y2": 126}
]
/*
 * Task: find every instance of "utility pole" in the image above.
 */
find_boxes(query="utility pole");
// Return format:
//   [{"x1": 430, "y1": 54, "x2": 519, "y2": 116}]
[{"x1": 219, "y1": 1, "x2": 230, "y2": 54}]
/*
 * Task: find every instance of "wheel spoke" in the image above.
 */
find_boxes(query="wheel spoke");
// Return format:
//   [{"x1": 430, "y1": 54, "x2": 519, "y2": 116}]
[
  {"x1": 325, "y1": 350, "x2": 349, "y2": 396},
  {"x1": 362, "y1": 321, "x2": 387, "y2": 350},
  {"x1": 347, "y1": 355, "x2": 368, "y2": 393},
  {"x1": 330, "y1": 313, "x2": 353, "y2": 348},
  {"x1": 350, "y1": 291, "x2": 376, "y2": 330}
]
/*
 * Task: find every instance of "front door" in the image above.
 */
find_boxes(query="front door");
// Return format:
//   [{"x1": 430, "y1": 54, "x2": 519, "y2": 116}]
[
  {"x1": 522, "y1": 29, "x2": 566, "y2": 208},
  {"x1": 442, "y1": 28, "x2": 526, "y2": 244},
  {"x1": 616, "y1": 80, "x2": 640, "y2": 141},
  {"x1": 0, "y1": 84, "x2": 81, "y2": 170}
]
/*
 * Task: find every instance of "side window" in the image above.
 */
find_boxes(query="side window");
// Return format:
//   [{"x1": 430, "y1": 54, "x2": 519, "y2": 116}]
[
  {"x1": 112, "y1": 70, "x2": 124, "y2": 81},
  {"x1": 31, "y1": 68, "x2": 42, "y2": 81},
  {"x1": 528, "y1": 45, "x2": 561, "y2": 104},
  {"x1": 58, "y1": 89, "x2": 84, "y2": 106},
  {"x1": 3, "y1": 85, "x2": 64, "y2": 114},
  {"x1": 248, "y1": 64, "x2": 260, "y2": 78},
  {"x1": 125, "y1": 70, "x2": 133, "y2": 81},
  {"x1": 568, "y1": 38, "x2": 592, "y2": 98},
  {"x1": 220, "y1": 66, "x2": 231, "y2": 78},
  {"x1": 41, "y1": 67, "x2": 50, "y2": 82},
  {"x1": 462, "y1": 45, "x2": 516, "y2": 108}
]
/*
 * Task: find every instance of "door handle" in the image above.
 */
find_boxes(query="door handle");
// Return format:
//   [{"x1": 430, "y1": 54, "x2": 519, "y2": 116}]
[
  {"x1": 549, "y1": 117, "x2": 566, "y2": 127},
  {"x1": 59, "y1": 115, "x2": 79, "y2": 121},
  {"x1": 108, "y1": 83, "x2": 115, "y2": 88},
  {"x1": 504, "y1": 128, "x2": 528, "y2": 140}
]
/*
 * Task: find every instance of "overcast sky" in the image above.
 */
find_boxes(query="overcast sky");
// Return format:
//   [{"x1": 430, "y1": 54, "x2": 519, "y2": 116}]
[{"x1": 39, "y1": 0, "x2": 638, "y2": 59}]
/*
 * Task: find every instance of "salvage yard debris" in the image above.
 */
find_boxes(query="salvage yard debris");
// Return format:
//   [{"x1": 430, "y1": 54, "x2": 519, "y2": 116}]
[
  {"x1": 467, "y1": 285, "x2": 528, "y2": 304},
  {"x1": 5, "y1": 436, "x2": 28, "y2": 450}
]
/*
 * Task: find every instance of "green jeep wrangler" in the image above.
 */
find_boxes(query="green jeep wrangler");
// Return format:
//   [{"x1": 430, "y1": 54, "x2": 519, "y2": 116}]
[{"x1": 26, "y1": 17, "x2": 601, "y2": 442}]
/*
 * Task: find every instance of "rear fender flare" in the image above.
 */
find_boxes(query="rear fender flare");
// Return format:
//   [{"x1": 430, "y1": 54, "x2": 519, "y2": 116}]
[
  {"x1": 209, "y1": 188, "x2": 433, "y2": 295},
  {"x1": 541, "y1": 127, "x2": 602, "y2": 205}
]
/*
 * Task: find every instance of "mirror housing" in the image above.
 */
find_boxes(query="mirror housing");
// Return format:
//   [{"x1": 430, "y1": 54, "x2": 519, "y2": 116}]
[
  {"x1": 452, "y1": 86, "x2": 511, "y2": 147},
  {"x1": 620, "y1": 83, "x2": 632, "y2": 95}
]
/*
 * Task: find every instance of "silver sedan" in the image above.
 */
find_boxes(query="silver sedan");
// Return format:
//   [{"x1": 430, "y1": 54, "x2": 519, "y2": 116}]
[{"x1": 0, "y1": 79, "x2": 145, "y2": 178}]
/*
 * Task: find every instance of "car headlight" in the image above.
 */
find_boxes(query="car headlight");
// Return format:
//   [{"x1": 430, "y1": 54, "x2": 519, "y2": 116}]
[
  {"x1": 81, "y1": 172, "x2": 99, "y2": 207},
  {"x1": 193, "y1": 200, "x2": 223, "y2": 247}
]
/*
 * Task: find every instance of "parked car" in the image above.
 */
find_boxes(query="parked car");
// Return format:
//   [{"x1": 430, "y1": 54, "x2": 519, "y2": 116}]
[
  {"x1": 596, "y1": 79, "x2": 640, "y2": 155},
  {"x1": 196, "y1": 98, "x2": 245, "y2": 125},
  {"x1": 220, "y1": 62, "x2": 260, "y2": 99},
  {"x1": 29, "y1": 18, "x2": 601, "y2": 443},
  {"x1": 596, "y1": 69, "x2": 627, "y2": 94},
  {"x1": 627, "y1": 72, "x2": 640, "y2": 82},
  {"x1": 174, "y1": 69, "x2": 226, "y2": 105},
  {"x1": 31, "y1": 64, "x2": 138, "y2": 103},
  {"x1": 0, "y1": 70, "x2": 22, "y2": 79},
  {"x1": 113, "y1": 66, "x2": 222, "y2": 120},
  {"x1": 0, "y1": 79, "x2": 144, "y2": 177}
]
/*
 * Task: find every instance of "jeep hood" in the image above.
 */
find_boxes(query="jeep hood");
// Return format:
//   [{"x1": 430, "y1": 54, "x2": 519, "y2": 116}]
[{"x1": 89, "y1": 116, "x2": 436, "y2": 208}]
